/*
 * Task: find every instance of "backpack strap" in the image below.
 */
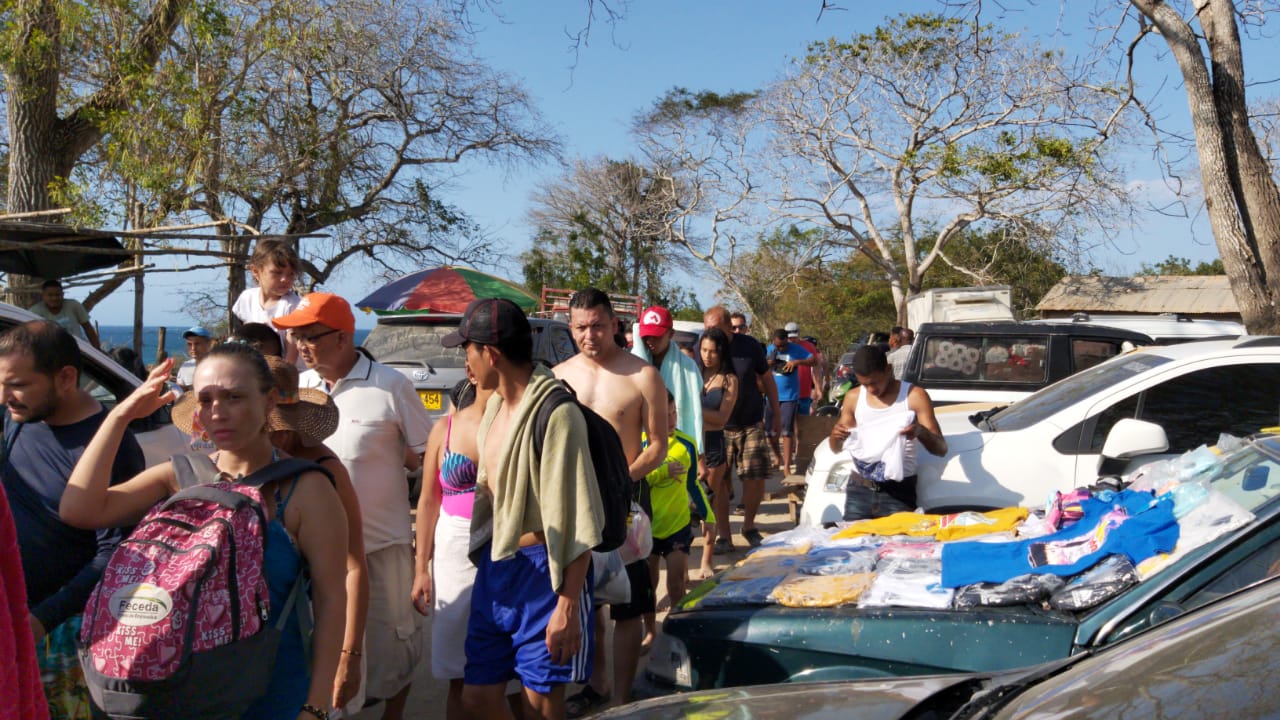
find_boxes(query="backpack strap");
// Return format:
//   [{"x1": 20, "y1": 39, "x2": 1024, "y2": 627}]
[
  {"x1": 170, "y1": 453, "x2": 222, "y2": 490},
  {"x1": 240, "y1": 457, "x2": 334, "y2": 489},
  {"x1": 532, "y1": 385, "x2": 575, "y2": 457}
]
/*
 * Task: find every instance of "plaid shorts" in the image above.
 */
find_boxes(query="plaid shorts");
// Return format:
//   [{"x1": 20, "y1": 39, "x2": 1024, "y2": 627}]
[{"x1": 724, "y1": 423, "x2": 773, "y2": 482}]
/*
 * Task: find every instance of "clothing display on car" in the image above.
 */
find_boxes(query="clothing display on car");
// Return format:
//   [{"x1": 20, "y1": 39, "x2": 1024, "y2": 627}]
[{"x1": 680, "y1": 441, "x2": 1254, "y2": 614}]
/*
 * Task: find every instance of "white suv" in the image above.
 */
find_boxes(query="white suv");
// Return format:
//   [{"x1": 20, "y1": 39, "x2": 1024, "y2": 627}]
[
  {"x1": 803, "y1": 337, "x2": 1280, "y2": 523},
  {"x1": 0, "y1": 302, "x2": 187, "y2": 467}
]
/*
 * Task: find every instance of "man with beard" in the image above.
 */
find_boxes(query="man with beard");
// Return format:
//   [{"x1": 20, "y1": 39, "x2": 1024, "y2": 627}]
[
  {"x1": 0, "y1": 320, "x2": 145, "y2": 713},
  {"x1": 555, "y1": 289, "x2": 668, "y2": 715}
]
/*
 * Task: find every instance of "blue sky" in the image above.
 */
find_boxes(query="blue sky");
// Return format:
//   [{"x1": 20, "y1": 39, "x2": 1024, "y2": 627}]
[{"x1": 89, "y1": 0, "x2": 1280, "y2": 327}]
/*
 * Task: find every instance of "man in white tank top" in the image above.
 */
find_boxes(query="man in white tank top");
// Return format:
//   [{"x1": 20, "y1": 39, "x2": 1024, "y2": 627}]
[{"x1": 828, "y1": 344, "x2": 947, "y2": 521}]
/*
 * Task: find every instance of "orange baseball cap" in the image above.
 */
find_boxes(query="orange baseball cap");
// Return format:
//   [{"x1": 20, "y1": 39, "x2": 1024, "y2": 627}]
[{"x1": 271, "y1": 292, "x2": 355, "y2": 335}]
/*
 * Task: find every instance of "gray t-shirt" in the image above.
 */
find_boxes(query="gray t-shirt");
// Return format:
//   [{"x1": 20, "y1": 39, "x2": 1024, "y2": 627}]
[{"x1": 28, "y1": 300, "x2": 89, "y2": 340}]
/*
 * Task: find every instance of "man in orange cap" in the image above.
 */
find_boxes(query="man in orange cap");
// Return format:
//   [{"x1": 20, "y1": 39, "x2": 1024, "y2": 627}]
[{"x1": 274, "y1": 292, "x2": 433, "y2": 720}]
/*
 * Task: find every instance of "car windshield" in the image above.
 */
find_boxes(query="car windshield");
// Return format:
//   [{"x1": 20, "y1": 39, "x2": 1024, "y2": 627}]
[
  {"x1": 1201, "y1": 437, "x2": 1280, "y2": 512},
  {"x1": 983, "y1": 351, "x2": 1173, "y2": 432},
  {"x1": 362, "y1": 321, "x2": 466, "y2": 368}
]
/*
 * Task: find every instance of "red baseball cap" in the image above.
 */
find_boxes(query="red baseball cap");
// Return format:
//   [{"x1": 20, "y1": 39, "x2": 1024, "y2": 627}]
[
  {"x1": 637, "y1": 306, "x2": 673, "y2": 338},
  {"x1": 271, "y1": 292, "x2": 356, "y2": 335}
]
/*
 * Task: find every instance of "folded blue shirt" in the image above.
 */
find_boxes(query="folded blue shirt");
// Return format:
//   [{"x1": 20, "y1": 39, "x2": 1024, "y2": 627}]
[{"x1": 941, "y1": 490, "x2": 1179, "y2": 588}]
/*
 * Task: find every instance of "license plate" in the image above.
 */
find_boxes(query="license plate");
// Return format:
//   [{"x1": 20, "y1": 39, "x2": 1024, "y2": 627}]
[{"x1": 418, "y1": 390, "x2": 442, "y2": 410}]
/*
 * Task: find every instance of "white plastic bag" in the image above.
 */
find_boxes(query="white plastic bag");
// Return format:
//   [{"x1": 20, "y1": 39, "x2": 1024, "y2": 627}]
[
  {"x1": 592, "y1": 549, "x2": 631, "y2": 605},
  {"x1": 619, "y1": 502, "x2": 653, "y2": 564}
]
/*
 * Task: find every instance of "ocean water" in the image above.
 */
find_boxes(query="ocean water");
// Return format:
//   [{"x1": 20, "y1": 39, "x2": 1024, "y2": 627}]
[{"x1": 97, "y1": 325, "x2": 372, "y2": 362}]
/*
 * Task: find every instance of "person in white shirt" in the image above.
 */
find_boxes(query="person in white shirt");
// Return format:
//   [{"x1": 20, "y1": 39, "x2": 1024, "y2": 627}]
[
  {"x1": 232, "y1": 239, "x2": 303, "y2": 365},
  {"x1": 273, "y1": 292, "x2": 432, "y2": 720},
  {"x1": 174, "y1": 326, "x2": 213, "y2": 388},
  {"x1": 886, "y1": 326, "x2": 915, "y2": 380},
  {"x1": 28, "y1": 280, "x2": 99, "y2": 349}
]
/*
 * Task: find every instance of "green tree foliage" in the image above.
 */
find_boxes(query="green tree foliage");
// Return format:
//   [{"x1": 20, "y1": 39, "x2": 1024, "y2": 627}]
[
  {"x1": 520, "y1": 220, "x2": 700, "y2": 314},
  {"x1": 721, "y1": 226, "x2": 896, "y2": 354},
  {"x1": 1138, "y1": 255, "x2": 1226, "y2": 276},
  {"x1": 921, "y1": 227, "x2": 1069, "y2": 319},
  {"x1": 524, "y1": 156, "x2": 699, "y2": 311}
]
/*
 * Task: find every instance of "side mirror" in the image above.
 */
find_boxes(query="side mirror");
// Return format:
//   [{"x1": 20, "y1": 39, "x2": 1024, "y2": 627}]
[{"x1": 1098, "y1": 419, "x2": 1169, "y2": 476}]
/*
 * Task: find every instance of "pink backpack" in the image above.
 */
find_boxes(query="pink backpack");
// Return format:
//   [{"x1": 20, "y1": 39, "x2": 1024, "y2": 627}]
[{"x1": 79, "y1": 454, "x2": 328, "y2": 719}]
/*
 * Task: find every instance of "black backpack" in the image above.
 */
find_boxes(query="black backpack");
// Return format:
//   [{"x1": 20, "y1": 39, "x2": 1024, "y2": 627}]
[{"x1": 533, "y1": 385, "x2": 637, "y2": 553}]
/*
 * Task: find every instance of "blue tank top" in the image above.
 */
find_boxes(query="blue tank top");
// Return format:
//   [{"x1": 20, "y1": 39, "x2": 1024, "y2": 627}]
[{"x1": 244, "y1": 478, "x2": 308, "y2": 720}]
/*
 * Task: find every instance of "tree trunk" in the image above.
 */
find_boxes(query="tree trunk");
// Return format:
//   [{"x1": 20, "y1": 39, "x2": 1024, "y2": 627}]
[{"x1": 1132, "y1": 0, "x2": 1280, "y2": 333}]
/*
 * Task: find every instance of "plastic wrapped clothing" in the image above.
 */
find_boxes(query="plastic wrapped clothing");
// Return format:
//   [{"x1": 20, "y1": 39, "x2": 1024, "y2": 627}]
[
  {"x1": 798, "y1": 547, "x2": 879, "y2": 576},
  {"x1": 1128, "y1": 444, "x2": 1221, "y2": 494},
  {"x1": 772, "y1": 572, "x2": 876, "y2": 608},
  {"x1": 759, "y1": 525, "x2": 829, "y2": 549},
  {"x1": 724, "y1": 553, "x2": 808, "y2": 581},
  {"x1": 744, "y1": 542, "x2": 812, "y2": 560},
  {"x1": 877, "y1": 540, "x2": 942, "y2": 561},
  {"x1": 833, "y1": 507, "x2": 1027, "y2": 542},
  {"x1": 1048, "y1": 555, "x2": 1139, "y2": 611},
  {"x1": 953, "y1": 573, "x2": 1067, "y2": 609},
  {"x1": 941, "y1": 490, "x2": 1178, "y2": 588},
  {"x1": 859, "y1": 558, "x2": 953, "y2": 609},
  {"x1": 842, "y1": 410, "x2": 915, "y2": 481},
  {"x1": 1137, "y1": 490, "x2": 1254, "y2": 579},
  {"x1": 699, "y1": 575, "x2": 786, "y2": 607}
]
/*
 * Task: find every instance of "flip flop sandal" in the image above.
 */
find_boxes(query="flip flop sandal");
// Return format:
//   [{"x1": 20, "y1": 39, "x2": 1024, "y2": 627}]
[
  {"x1": 566, "y1": 686, "x2": 611, "y2": 719},
  {"x1": 713, "y1": 537, "x2": 735, "y2": 555},
  {"x1": 742, "y1": 527, "x2": 765, "y2": 547}
]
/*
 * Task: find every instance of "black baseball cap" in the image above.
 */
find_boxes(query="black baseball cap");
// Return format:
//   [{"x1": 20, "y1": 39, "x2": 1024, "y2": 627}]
[{"x1": 441, "y1": 297, "x2": 530, "y2": 349}]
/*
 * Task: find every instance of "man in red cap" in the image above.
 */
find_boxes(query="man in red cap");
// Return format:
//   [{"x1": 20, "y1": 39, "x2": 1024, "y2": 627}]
[
  {"x1": 629, "y1": 305, "x2": 706, "y2": 648},
  {"x1": 274, "y1": 292, "x2": 433, "y2": 720}
]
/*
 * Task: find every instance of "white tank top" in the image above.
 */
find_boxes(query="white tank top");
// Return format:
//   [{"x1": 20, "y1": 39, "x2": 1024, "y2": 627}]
[{"x1": 855, "y1": 380, "x2": 917, "y2": 477}]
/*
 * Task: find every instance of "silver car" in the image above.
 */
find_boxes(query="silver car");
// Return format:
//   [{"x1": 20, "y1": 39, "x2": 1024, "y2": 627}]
[{"x1": 0, "y1": 302, "x2": 187, "y2": 467}]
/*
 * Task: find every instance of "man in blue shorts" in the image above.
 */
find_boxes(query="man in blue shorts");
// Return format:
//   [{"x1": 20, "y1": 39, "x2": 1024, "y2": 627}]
[
  {"x1": 450, "y1": 298, "x2": 604, "y2": 720},
  {"x1": 766, "y1": 328, "x2": 815, "y2": 476}
]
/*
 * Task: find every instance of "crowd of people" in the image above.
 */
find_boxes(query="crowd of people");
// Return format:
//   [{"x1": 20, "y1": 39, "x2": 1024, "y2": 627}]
[{"x1": 0, "y1": 236, "x2": 945, "y2": 720}]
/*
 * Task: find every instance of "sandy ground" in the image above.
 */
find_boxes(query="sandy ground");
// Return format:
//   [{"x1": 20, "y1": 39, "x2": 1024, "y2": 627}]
[{"x1": 352, "y1": 470, "x2": 802, "y2": 719}]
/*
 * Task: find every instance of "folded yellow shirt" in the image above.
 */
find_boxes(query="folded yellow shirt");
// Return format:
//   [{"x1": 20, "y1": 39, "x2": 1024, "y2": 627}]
[
  {"x1": 772, "y1": 572, "x2": 876, "y2": 607},
  {"x1": 833, "y1": 507, "x2": 1029, "y2": 542}
]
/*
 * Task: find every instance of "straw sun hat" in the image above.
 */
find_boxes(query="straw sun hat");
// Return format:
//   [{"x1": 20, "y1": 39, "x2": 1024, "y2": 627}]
[{"x1": 171, "y1": 355, "x2": 339, "y2": 447}]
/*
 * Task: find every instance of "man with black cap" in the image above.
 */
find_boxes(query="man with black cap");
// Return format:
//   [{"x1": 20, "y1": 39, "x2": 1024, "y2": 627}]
[{"x1": 445, "y1": 297, "x2": 604, "y2": 720}]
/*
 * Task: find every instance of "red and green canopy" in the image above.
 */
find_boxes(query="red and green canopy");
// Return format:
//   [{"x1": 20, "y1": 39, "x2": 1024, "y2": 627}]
[{"x1": 355, "y1": 266, "x2": 537, "y2": 314}]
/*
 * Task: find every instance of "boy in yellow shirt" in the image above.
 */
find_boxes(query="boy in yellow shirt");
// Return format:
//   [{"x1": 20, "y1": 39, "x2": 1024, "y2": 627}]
[{"x1": 643, "y1": 392, "x2": 700, "y2": 617}]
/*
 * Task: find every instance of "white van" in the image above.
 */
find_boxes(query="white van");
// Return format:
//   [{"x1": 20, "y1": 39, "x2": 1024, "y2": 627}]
[{"x1": 1029, "y1": 312, "x2": 1246, "y2": 344}]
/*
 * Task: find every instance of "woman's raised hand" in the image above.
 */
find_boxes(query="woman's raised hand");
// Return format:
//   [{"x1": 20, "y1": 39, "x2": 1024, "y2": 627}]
[{"x1": 113, "y1": 357, "x2": 178, "y2": 421}]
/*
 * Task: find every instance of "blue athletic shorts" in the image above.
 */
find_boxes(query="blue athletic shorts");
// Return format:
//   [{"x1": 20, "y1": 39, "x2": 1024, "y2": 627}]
[{"x1": 464, "y1": 543, "x2": 594, "y2": 694}]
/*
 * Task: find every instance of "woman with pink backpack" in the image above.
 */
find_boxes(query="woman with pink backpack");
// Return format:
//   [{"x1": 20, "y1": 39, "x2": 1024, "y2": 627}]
[{"x1": 60, "y1": 343, "x2": 349, "y2": 720}]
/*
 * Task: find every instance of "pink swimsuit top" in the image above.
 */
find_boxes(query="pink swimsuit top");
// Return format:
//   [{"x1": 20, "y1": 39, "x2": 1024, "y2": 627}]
[{"x1": 437, "y1": 416, "x2": 478, "y2": 519}]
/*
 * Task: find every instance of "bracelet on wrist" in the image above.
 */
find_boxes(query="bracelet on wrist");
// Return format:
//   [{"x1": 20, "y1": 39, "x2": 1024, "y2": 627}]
[
  {"x1": 340, "y1": 648, "x2": 362, "y2": 657},
  {"x1": 300, "y1": 704, "x2": 329, "y2": 720}
]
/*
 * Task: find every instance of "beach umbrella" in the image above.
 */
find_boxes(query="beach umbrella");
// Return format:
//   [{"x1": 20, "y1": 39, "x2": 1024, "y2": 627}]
[{"x1": 355, "y1": 266, "x2": 538, "y2": 314}]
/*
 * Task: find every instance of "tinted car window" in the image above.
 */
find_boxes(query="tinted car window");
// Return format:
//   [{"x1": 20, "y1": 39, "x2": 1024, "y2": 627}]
[
  {"x1": 988, "y1": 352, "x2": 1173, "y2": 432},
  {"x1": 549, "y1": 327, "x2": 576, "y2": 363},
  {"x1": 1072, "y1": 338, "x2": 1126, "y2": 372},
  {"x1": 363, "y1": 323, "x2": 466, "y2": 368},
  {"x1": 921, "y1": 336, "x2": 1048, "y2": 384},
  {"x1": 1085, "y1": 364, "x2": 1280, "y2": 453}
]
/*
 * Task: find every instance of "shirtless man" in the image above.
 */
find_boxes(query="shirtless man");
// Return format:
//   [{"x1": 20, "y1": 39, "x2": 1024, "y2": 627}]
[
  {"x1": 829, "y1": 344, "x2": 946, "y2": 521},
  {"x1": 554, "y1": 288, "x2": 669, "y2": 715},
  {"x1": 449, "y1": 298, "x2": 603, "y2": 720}
]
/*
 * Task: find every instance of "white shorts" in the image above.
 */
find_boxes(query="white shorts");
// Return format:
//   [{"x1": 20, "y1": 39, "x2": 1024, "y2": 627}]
[
  {"x1": 364, "y1": 543, "x2": 425, "y2": 698},
  {"x1": 431, "y1": 512, "x2": 477, "y2": 680}
]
